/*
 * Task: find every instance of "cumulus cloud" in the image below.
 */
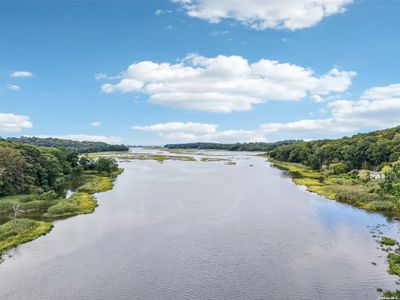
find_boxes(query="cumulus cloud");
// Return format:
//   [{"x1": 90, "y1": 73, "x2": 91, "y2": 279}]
[
  {"x1": 360, "y1": 83, "x2": 400, "y2": 101},
  {"x1": 133, "y1": 122, "x2": 218, "y2": 134},
  {"x1": 9, "y1": 71, "x2": 34, "y2": 78},
  {"x1": 101, "y1": 54, "x2": 355, "y2": 113},
  {"x1": 132, "y1": 122, "x2": 266, "y2": 143},
  {"x1": 0, "y1": 113, "x2": 33, "y2": 132},
  {"x1": 329, "y1": 98, "x2": 400, "y2": 129},
  {"x1": 172, "y1": 0, "x2": 353, "y2": 30},
  {"x1": 6, "y1": 84, "x2": 21, "y2": 91},
  {"x1": 132, "y1": 81, "x2": 400, "y2": 143},
  {"x1": 91, "y1": 121, "x2": 101, "y2": 127},
  {"x1": 35, "y1": 134, "x2": 123, "y2": 144},
  {"x1": 259, "y1": 82, "x2": 400, "y2": 139}
]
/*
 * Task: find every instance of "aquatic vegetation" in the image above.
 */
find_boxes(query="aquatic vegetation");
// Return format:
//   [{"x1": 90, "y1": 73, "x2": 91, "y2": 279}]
[
  {"x1": 47, "y1": 193, "x2": 97, "y2": 217},
  {"x1": 77, "y1": 175, "x2": 113, "y2": 193},
  {"x1": 383, "y1": 290, "x2": 400, "y2": 297},
  {"x1": 164, "y1": 148, "x2": 198, "y2": 155},
  {"x1": 200, "y1": 157, "x2": 229, "y2": 162},
  {"x1": 381, "y1": 237, "x2": 397, "y2": 246},
  {"x1": 0, "y1": 219, "x2": 53, "y2": 259},
  {"x1": 388, "y1": 253, "x2": 400, "y2": 276},
  {"x1": 125, "y1": 153, "x2": 196, "y2": 162}
]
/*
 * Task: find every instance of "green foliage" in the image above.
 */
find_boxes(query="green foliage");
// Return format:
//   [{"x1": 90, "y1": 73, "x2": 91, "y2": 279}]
[
  {"x1": 0, "y1": 139, "x2": 80, "y2": 196},
  {"x1": 39, "y1": 190, "x2": 58, "y2": 201},
  {"x1": 328, "y1": 163, "x2": 348, "y2": 175},
  {"x1": 0, "y1": 219, "x2": 53, "y2": 258},
  {"x1": 388, "y1": 253, "x2": 400, "y2": 276},
  {"x1": 270, "y1": 126, "x2": 400, "y2": 171},
  {"x1": 0, "y1": 194, "x2": 61, "y2": 214},
  {"x1": 381, "y1": 237, "x2": 397, "y2": 246},
  {"x1": 77, "y1": 175, "x2": 113, "y2": 193},
  {"x1": 383, "y1": 290, "x2": 400, "y2": 298},
  {"x1": 0, "y1": 147, "x2": 31, "y2": 195},
  {"x1": 379, "y1": 172, "x2": 398, "y2": 194},
  {"x1": 47, "y1": 192, "x2": 97, "y2": 217},
  {"x1": 165, "y1": 140, "x2": 300, "y2": 152},
  {"x1": 8, "y1": 136, "x2": 128, "y2": 153},
  {"x1": 271, "y1": 159, "x2": 399, "y2": 214},
  {"x1": 95, "y1": 157, "x2": 118, "y2": 173},
  {"x1": 79, "y1": 156, "x2": 95, "y2": 170}
]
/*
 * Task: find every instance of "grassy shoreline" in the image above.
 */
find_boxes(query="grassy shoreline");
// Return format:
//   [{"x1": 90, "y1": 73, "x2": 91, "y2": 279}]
[
  {"x1": 0, "y1": 168, "x2": 123, "y2": 260},
  {"x1": 0, "y1": 219, "x2": 53, "y2": 261},
  {"x1": 270, "y1": 159, "x2": 399, "y2": 217}
]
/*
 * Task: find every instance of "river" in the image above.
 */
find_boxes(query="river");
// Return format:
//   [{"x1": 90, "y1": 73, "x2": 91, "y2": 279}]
[{"x1": 0, "y1": 148, "x2": 399, "y2": 299}]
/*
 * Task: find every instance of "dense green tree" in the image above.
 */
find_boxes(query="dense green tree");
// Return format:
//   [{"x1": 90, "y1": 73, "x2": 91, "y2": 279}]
[
  {"x1": 270, "y1": 126, "x2": 400, "y2": 172},
  {"x1": 8, "y1": 136, "x2": 128, "y2": 153},
  {"x1": 0, "y1": 147, "x2": 31, "y2": 195},
  {"x1": 165, "y1": 140, "x2": 300, "y2": 152},
  {"x1": 95, "y1": 157, "x2": 118, "y2": 173},
  {"x1": 79, "y1": 156, "x2": 95, "y2": 170}
]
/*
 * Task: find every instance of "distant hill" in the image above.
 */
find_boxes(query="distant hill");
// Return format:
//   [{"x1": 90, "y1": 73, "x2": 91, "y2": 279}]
[
  {"x1": 164, "y1": 140, "x2": 301, "y2": 152},
  {"x1": 270, "y1": 126, "x2": 400, "y2": 171},
  {"x1": 8, "y1": 136, "x2": 129, "y2": 153}
]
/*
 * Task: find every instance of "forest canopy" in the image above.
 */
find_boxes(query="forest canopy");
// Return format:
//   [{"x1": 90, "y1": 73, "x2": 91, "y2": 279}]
[
  {"x1": 164, "y1": 140, "x2": 300, "y2": 152},
  {"x1": 8, "y1": 136, "x2": 129, "y2": 153},
  {"x1": 269, "y1": 126, "x2": 400, "y2": 172},
  {"x1": 0, "y1": 139, "x2": 119, "y2": 197}
]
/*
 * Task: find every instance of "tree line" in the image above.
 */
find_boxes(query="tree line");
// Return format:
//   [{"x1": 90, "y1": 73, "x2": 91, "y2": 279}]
[
  {"x1": 165, "y1": 140, "x2": 300, "y2": 152},
  {"x1": 8, "y1": 137, "x2": 129, "y2": 153},
  {"x1": 0, "y1": 139, "x2": 118, "y2": 197},
  {"x1": 269, "y1": 126, "x2": 400, "y2": 172}
]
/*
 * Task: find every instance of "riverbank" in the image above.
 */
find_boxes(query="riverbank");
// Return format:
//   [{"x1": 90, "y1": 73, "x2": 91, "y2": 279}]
[
  {"x1": 0, "y1": 168, "x2": 123, "y2": 260},
  {"x1": 270, "y1": 159, "x2": 398, "y2": 216}
]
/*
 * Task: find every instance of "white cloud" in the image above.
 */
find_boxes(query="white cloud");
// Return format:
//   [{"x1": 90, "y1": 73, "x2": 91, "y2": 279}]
[
  {"x1": 91, "y1": 121, "x2": 101, "y2": 127},
  {"x1": 360, "y1": 83, "x2": 400, "y2": 101},
  {"x1": 6, "y1": 84, "x2": 21, "y2": 91},
  {"x1": 132, "y1": 81, "x2": 400, "y2": 143},
  {"x1": 173, "y1": 0, "x2": 353, "y2": 30},
  {"x1": 95, "y1": 73, "x2": 122, "y2": 81},
  {"x1": 329, "y1": 98, "x2": 400, "y2": 129},
  {"x1": 259, "y1": 82, "x2": 400, "y2": 139},
  {"x1": 312, "y1": 68, "x2": 356, "y2": 95},
  {"x1": 155, "y1": 9, "x2": 172, "y2": 16},
  {"x1": 0, "y1": 113, "x2": 33, "y2": 132},
  {"x1": 102, "y1": 54, "x2": 355, "y2": 113},
  {"x1": 9, "y1": 71, "x2": 33, "y2": 78},
  {"x1": 133, "y1": 121, "x2": 266, "y2": 143},
  {"x1": 35, "y1": 134, "x2": 123, "y2": 144},
  {"x1": 133, "y1": 122, "x2": 218, "y2": 134}
]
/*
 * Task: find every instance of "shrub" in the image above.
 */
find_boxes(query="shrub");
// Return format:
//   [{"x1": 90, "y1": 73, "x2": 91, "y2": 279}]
[
  {"x1": 39, "y1": 190, "x2": 58, "y2": 201},
  {"x1": 328, "y1": 163, "x2": 348, "y2": 175}
]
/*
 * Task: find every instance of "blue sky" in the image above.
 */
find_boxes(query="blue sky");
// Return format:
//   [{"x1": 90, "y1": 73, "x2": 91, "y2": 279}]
[{"x1": 1, "y1": 0, "x2": 399, "y2": 145}]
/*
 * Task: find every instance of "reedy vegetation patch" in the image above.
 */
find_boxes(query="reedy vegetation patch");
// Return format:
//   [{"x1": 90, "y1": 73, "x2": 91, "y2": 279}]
[{"x1": 0, "y1": 219, "x2": 53, "y2": 259}]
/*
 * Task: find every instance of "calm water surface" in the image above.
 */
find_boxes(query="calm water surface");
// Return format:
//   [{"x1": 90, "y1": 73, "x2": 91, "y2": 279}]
[{"x1": 0, "y1": 148, "x2": 399, "y2": 299}]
